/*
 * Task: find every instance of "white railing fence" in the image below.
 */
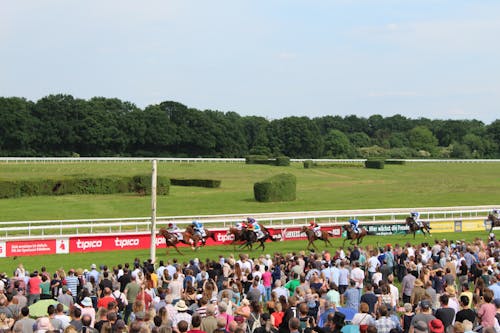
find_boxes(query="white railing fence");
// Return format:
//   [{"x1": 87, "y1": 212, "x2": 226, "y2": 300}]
[
  {"x1": 1, "y1": 157, "x2": 500, "y2": 163},
  {"x1": 0, "y1": 206, "x2": 494, "y2": 240}
]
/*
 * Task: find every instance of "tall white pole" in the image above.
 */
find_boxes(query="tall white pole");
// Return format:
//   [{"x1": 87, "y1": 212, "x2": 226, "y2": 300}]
[{"x1": 150, "y1": 159, "x2": 157, "y2": 263}]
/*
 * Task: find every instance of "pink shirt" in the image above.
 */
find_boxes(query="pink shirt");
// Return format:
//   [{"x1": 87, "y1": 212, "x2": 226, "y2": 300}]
[
  {"x1": 28, "y1": 277, "x2": 41, "y2": 294},
  {"x1": 262, "y1": 271, "x2": 272, "y2": 287},
  {"x1": 477, "y1": 303, "x2": 496, "y2": 328}
]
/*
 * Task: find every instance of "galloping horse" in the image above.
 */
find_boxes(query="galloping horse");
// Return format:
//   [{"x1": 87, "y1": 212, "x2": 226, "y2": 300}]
[
  {"x1": 301, "y1": 226, "x2": 332, "y2": 250},
  {"x1": 158, "y1": 228, "x2": 185, "y2": 254},
  {"x1": 487, "y1": 214, "x2": 500, "y2": 233},
  {"x1": 227, "y1": 225, "x2": 275, "y2": 251},
  {"x1": 343, "y1": 225, "x2": 373, "y2": 246},
  {"x1": 405, "y1": 217, "x2": 432, "y2": 239},
  {"x1": 185, "y1": 225, "x2": 215, "y2": 249}
]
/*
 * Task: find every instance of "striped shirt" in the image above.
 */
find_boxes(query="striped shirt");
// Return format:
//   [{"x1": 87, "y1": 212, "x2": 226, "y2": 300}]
[{"x1": 65, "y1": 275, "x2": 79, "y2": 296}]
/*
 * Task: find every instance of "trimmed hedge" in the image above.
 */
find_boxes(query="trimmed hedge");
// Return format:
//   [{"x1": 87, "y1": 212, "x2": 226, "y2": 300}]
[
  {"x1": 171, "y1": 178, "x2": 221, "y2": 188},
  {"x1": 365, "y1": 159, "x2": 385, "y2": 169},
  {"x1": 246, "y1": 155, "x2": 291, "y2": 166},
  {"x1": 245, "y1": 155, "x2": 269, "y2": 164},
  {"x1": 275, "y1": 156, "x2": 290, "y2": 166},
  {"x1": 385, "y1": 159, "x2": 406, "y2": 165},
  {"x1": 303, "y1": 161, "x2": 364, "y2": 169},
  {"x1": 254, "y1": 173, "x2": 296, "y2": 202},
  {"x1": 0, "y1": 175, "x2": 170, "y2": 199}
]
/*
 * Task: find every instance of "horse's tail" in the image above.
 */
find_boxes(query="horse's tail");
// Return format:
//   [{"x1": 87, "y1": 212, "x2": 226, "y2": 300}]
[{"x1": 424, "y1": 222, "x2": 432, "y2": 229}]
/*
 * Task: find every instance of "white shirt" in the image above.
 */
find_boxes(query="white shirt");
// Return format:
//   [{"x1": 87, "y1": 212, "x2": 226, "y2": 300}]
[
  {"x1": 407, "y1": 247, "x2": 415, "y2": 258},
  {"x1": 272, "y1": 286, "x2": 290, "y2": 300},
  {"x1": 339, "y1": 268, "x2": 350, "y2": 286},
  {"x1": 350, "y1": 267, "x2": 365, "y2": 289},
  {"x1": 389, "y1": 284, "x2": 399, "y2": 308},
  {"x1": 367, "y1": 256, "x2": 380, "y2": 273}
]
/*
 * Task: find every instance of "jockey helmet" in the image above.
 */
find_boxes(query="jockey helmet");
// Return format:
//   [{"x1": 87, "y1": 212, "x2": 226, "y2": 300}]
[
  {"x1": 348, "y1": 219, "x2": 356, "y2": 223},
  {"x1": 168, "y1": 223, "x2": 173, "y2": 228},
  {"x1": 309, "y1": 220, "x2": 315, "y2": 225}
]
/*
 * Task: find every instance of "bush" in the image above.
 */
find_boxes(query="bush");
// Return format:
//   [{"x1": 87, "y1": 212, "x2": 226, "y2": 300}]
[
  {"x1": 254, "y1": 173, "x2": 296, "y2": 202},
  {"x1": 0, "y1": 175, "x2": 170, "y2": 199},
  {"x1": 303, "y1": 160, "x2": 314, "y2": 169},
  {"x1": 171, "y1": 178, "x2": 221, "y2": 188},
  {"x1": 245, "y1": 155, "x2": 269, "y2": 164},
  {"x1": 385, "y1": 160, "x2": 406, "y2": 165},
  {"x1": 365, "y1": 159, "x2": 385, "y2": 169},
  {"x1": 275, "y1": 156, "x2": 290, "y2": 166},
  {"x1": 131, "y1": 175, "x2": 170, "y2": 195}
]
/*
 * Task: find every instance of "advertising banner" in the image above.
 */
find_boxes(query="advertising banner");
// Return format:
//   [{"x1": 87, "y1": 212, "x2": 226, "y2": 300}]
[
  {"x1": 365, "y1": 224, "x2": 409, "y2": 236},
  {"x1": 461, "y1": 219, "x2": 488, "y2": 232},
  {"x1": 0, "y1": 241, "x2": 5, "y2": 258},
  {"x1": 5, "y1": 239, "x2": 57, "y2": 257},
  {"x1": 429, "y1": 221, "x2": 455, "y2": 233}
]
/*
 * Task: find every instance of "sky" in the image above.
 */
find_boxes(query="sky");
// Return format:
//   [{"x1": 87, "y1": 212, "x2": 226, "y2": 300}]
[{"x1": 1, "y1": 1, "x2": 499, "y2": 123}]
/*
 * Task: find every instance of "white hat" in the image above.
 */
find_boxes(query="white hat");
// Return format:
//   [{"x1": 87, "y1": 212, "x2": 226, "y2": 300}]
[
  {"x1": 175, "y1": 300, "x2": 189, "y2": 312},
  {"x1": 81, "y1": 297, "x2": 93, "y2": 307},
  {"x1": 91, "y1": 264, "x2": 97, "y2": 269}
]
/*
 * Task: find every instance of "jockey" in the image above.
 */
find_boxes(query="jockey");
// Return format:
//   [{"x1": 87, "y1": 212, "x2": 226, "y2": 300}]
[
  {"x1": 168, "y1": 223, "x2": 183, "y2": 240},
  {"x1": 349, "y1": 219, "x2": 360, "y2": 234},
  {"x1": 410, "y1": 212, "x2": 422, "y2": 228},
  {"x1": 492, "y1": 209, "x2": 500, "y2": 218},
  {"x1": 309, "y1": 220, "x2": 321, "y2": 237},
  {"x1": 248, "y1": 219, "x2": 264, "y2": 239},
  {"x1": 192, "y1": 221, "x2": 206, "y2": 237},
  {"x1": 235, "y1": 221, "x2": 247, "y2": 231}
]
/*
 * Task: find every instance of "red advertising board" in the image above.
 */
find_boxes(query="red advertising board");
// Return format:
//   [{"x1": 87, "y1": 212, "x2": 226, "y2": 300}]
[
  {"x1": 3, "y1": 225, "x2": 343, "y2": 256},
  {"x1": 5, "y1": 239, "x2": 57, "y2": 257}
]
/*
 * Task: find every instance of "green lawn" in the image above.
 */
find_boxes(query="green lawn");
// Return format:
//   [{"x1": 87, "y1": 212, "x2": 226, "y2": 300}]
[
  {"x1": 0, "y1": 162, "x2": 499, "y2": 221},
  {"x1": 1, "y1": 230, "x2": 497, "y2": 275}
]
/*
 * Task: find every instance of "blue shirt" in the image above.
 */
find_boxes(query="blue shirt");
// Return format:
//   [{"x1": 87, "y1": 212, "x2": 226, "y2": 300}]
[{"x1": 343, "y1": 288, "x2": 360, "y2": 311}]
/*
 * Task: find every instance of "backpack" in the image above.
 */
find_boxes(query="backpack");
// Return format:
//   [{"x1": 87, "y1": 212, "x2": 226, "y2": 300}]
[
  {"x1": 113, "y1": 291, "x2": 125, "y2": 312},
  {"x1": 249, "y1": 313, "x2": 261, "y2": 333}
]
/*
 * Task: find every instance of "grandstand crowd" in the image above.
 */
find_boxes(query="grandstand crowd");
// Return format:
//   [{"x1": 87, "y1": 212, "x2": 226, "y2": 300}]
[{"x1": 0, "y1": 234, "x2": 499, "y2": 333}]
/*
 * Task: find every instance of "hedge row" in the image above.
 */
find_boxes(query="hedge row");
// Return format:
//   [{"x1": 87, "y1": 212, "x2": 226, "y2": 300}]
[
  {"x1": 170, "y1": 178, "x2": 221, "y2": 188},
  {"x1": 0, "y1": 175, "x2": 170, "y2": 199},
  {"x1": 254, "y1": 173, "x2": 296, "y2": 202},
  {"x1": 385, "y1": 159, "x2": 406, "y2": 165},
  {"x1": 365, "y1": 159, "x2": 385, "y2": 169},
  {"x1": 245, "y1": 155, "x2": 290, "y2": 166},
  {"x1": 303, "y1": 161, "x2": 364, "y2": 169}
]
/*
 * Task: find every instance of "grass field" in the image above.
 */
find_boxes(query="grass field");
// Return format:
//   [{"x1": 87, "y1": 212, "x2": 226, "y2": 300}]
[
  {"x1": 1, "y1": 230, "x2": 498, "y2": 275},
  {"x1": 0, "y1": 162, "x2": 499, "y2": 221}
]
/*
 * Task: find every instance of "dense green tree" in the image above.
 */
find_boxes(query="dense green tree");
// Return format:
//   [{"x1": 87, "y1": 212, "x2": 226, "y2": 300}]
[
  {"x1": 408, "y1": 126, "x2": 439, "y2": 153},
  {"x1": 0, "y1": 95, "x2": 498, "y2": 158},
  {"x1": 324, "y1": 129, "x2": 355, "y2": 157}
]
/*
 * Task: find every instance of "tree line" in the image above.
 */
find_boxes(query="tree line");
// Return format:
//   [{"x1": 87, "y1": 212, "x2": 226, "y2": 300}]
[{"x1": 1, "y1": 94, "x2": 499, "y2": 158}]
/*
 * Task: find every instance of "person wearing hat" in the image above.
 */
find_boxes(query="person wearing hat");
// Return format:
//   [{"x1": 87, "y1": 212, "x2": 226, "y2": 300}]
[
  {"x1": 57, "y1": 286, "x2": 74, "y2": 308},
  {"x1": 413, "y1": 320, "x2": 429, "y2": 333},
  {"x1": 428, "y1": 319, "x2": 444, "y2": 333},
  {"x1": 80, "y1": 297, "x2": 96, "y2": 327},
  {"x1": 173, "y1": 300, "x2": 192, "y2": 328},
  {"x1": 409, "y1": 300, "x2": 435, "y2": 333},
  {"x1": 410, "y1": 279, "x2": 428, "y2": 309},
  {"x1": 445, "y1": 286, "x2": 460, "y2": 314}
]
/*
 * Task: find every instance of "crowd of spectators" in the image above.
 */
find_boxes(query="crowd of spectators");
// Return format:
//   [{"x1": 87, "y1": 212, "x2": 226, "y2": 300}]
[{"x1": 0, "y1": 234, "x2": 499, "y2": 333}]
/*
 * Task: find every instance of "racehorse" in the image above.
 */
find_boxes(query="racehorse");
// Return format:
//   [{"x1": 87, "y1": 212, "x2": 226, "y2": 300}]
[
  {"x1": 228, "y1": 224, "x2": 275, "y2": 251},
  {"x1": 487, "y1": 214, "x2": 500, "y2": 233},
  {"x1": 343, "y1": 225, "x2": 374, "y2": 246},
  {"x1": 185, "y1": 225, "x2": 216, "y2": 250},
  {"x1": 405, "y1": 217, "x2": 432, "y2": 239},
  {"x1": 158, "y1": 228, "x2": 185, "y2": 255},
  {"x1": 301, "y1": 226, "x2": 332, "y2": 250}
]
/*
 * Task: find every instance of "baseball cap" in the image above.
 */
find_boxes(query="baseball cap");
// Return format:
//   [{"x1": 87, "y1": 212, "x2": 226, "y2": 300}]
[
  {"x1": 414, "y1": 321, "x2": 429, "y2": 333},
  {"x1": 420, "y1": 299, "x2": 431, "y2": 309}
]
